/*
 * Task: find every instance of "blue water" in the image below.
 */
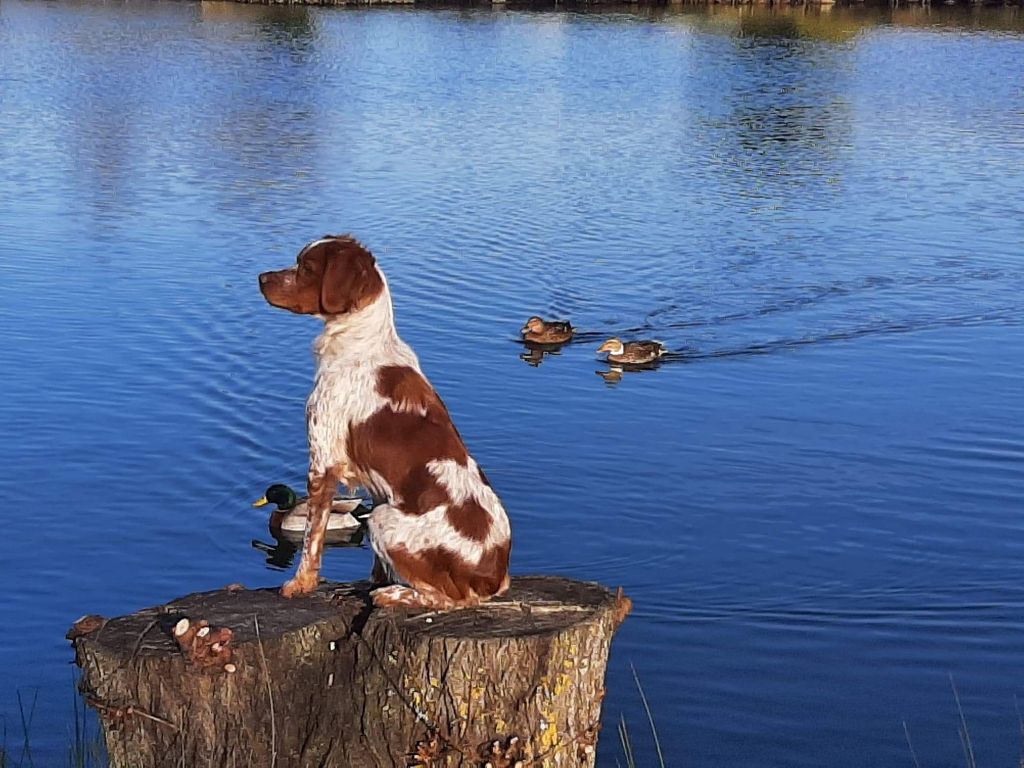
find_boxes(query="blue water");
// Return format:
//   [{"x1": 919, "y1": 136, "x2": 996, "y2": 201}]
[{"x1": 2, "y1": 1, "x2": 1023, "y2": 764}]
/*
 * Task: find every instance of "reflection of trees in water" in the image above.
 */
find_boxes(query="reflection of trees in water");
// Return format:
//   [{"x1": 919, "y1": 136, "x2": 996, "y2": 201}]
[
  {"x1": 197, "y1": 4, "x2": 337, "y2": 220},
  {"x1": 732, "y1": 5, "x2": 864, "y2": 43},
  {"x1": 700, "y1": 12, "x2": 854, "y2": 197},
  {"x1": 50, "y1": 2, "x2": 326, "y2": 225},
  {"x1": 62, "y1": 91, "x2": 136, "y2": 223},
  {"x1": 599, "y1": 3, "x2": 1024, "y2": 37},
  {"x1": 200, "y1": 2, "x2": 317, "y2": 52}
]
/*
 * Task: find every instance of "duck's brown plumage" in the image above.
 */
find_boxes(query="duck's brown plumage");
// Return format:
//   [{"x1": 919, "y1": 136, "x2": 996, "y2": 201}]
[
  {"x1": 597, "y1": 338, "x2": 667, "y2": 365},
  {"x1": 521, "y1": 317, "x2": 575, "y2": 345}
]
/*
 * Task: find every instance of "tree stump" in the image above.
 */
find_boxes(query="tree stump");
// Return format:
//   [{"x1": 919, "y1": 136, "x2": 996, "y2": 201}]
[{"x1": 68, "y1": 576, "x2": 631, "y2": 768}]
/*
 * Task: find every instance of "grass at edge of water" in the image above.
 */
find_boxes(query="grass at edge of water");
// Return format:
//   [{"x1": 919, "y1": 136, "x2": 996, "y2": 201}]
[
  {"x1": 617, "y1": 663, "x2": 668, "y2": 768},
  {"x1": 0, "y1": 682, "x2": 105, "y2": 768}
]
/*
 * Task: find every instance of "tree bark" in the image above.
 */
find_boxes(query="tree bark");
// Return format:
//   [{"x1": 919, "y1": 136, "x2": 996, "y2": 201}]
[{"x1": 69, "y1": 576, "x2": 631, "y2": 768}]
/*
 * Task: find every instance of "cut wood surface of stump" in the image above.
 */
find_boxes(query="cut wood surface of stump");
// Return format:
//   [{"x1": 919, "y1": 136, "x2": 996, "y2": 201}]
[{"x1": 69, "y1": 576, "x2": 631, "y2": 768}]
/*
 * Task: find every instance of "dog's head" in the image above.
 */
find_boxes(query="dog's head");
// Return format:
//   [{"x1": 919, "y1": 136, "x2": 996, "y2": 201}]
[{"x1": 259, "y1": 235, "x2": 384, "y2": 317}]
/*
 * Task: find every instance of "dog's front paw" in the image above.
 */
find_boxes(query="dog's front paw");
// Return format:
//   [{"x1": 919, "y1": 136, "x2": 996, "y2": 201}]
[{"x1": 281, "y1": 573, "x2": 318, "y2": 599}]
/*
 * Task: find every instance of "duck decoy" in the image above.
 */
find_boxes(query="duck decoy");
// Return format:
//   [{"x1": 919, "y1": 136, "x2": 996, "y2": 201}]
[{"x1": 253, "y1": 484, "x2": 368, "y2": 533}]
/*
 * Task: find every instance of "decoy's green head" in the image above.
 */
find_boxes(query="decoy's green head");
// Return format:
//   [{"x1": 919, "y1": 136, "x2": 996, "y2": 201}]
[{"x1": 252, "y1": 484, "x2": 298, "y2": 512}]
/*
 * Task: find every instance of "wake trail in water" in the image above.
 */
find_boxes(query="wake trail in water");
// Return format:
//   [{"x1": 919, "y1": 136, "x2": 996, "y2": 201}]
[
  {"x1": 621, "y1": 267, "x2": 1012, "y2": 337},
  {"x1": 660, "y1": 307, "x2": 1022, "y2": 363}
]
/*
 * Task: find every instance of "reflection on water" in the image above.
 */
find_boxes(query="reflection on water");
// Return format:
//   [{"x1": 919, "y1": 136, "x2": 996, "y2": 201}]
[
  {"x1": 252, "y1": 527, "x2": 366, "y2": 570},
  {"x1": 1, "y1": 1, "x2": 1023, "y2": 766},
  {"x1": 628, "y1": 2, "x2": 1024, "y2": 36},
  {"x1": 519, "y1": 341, "x2": 570, "y2": 366}
]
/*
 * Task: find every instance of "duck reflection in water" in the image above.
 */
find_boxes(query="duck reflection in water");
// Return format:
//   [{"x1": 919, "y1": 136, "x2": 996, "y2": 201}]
[
  {"x1": 519, "y1": 345, "x2": 566, "y2": 367},
  {"x1": 252, "y1": 526, "x2": 366, "y2": 570},
  {"x1": 594, "y1": 360, "x2": 665, "y2": 386}
]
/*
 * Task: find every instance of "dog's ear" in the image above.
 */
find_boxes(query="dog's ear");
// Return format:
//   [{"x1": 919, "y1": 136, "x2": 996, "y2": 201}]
[{"x1": 320, "y1": 237, "x2": 384, "y2": 315}]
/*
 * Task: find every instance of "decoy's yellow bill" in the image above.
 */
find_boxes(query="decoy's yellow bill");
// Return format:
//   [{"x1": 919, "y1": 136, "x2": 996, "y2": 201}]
[{"x1": 252, "y1": 496, "x2": 269, "y2": 508}]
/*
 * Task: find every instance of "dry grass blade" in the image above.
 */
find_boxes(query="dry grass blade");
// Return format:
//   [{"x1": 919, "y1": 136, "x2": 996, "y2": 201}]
[
  {"x1": 630, "y1": 662, "x2": 666, "y2": 768},
  {"x1": 950, "y1": 674, "x2": 977, "y2": 768},
  {"x1": 903, "y1": 720, "x2": 922, "y2": 768},
  {"x1": 618, "y1": 713, "x2": 636, "y2": 768},
  {"x1": 17, "y1": 689, "x2": 37, "y2": 768},
  {"x1": 254, "y1": 615, "x2": 277, "y2": 768}
]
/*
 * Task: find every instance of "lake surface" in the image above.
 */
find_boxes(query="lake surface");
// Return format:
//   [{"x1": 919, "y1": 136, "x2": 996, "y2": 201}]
[{"x1": 2, "y1": 0, "x2": 1023, "y2": 764}]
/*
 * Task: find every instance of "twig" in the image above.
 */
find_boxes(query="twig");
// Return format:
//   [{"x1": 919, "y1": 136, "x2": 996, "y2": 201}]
[
  {"x1": 127, "y1": 708, "x2": 178, "y2": 730},
  {"x1": 129, "y1": 619, "x2": 159, "y2": 663},
  {"x1": 902, "y1": 720, "x2": 921, "y2": 768},
  {"x1": 254, "y1": 615, "x2": 277, "y2": 768},
  {"x1": 85, "y1": 697, "x2": 178, "y2": 731},
  {"x1": 630, "y1": 662, "x2": 666, "y2": 768}
]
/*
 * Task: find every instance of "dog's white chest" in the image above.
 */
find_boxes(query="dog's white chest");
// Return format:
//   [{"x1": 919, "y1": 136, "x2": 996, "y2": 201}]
[{"x1": 306, "y1": 363, "x2": 383, "y2": 475}]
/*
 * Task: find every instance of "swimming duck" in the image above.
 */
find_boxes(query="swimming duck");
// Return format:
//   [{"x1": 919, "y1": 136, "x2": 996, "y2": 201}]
[
  {"x1": 596, "y1": 338, "x2": 667, "y2": 365},
  {"x1": 521, "y1": 316, "x2": 575, "y2": 345},
  {"x1": 252, "y1": 484, "x2": 367, "y2": 533}
]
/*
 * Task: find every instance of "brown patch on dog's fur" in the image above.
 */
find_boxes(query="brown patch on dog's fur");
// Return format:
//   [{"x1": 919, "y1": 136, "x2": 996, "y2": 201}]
[
  {"x1": 446, "y1": 498, "x2": 493, "y2": 542},
  {"x1": 377, "y1": 365, "x2": 444, "y2": 414},
  {"x1": 383, "y1": 542, "x2": 510, "y2": 606},
  {"x1": 348, "y1": 383, "x2": 471, "y2": 513},
  {"x1": 259, "y1": 235, "x2": 383, "y2": 317}
]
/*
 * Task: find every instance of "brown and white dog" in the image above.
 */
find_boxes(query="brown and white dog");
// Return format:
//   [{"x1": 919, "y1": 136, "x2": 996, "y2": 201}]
[{"x1": 258, "y1": 235, "x2": 511, "y2": 609}]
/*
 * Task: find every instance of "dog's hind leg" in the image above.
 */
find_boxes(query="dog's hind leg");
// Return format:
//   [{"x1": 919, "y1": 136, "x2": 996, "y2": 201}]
[
  {"x1": 371, "y1": 584, "x2": 459, "y2": 611},
  {"x1": 364, "y1": 504, "x2": 478, "y2": 610},
  {"x1": 281, "y1": 468, "x2": 340, "y2": 598}
]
